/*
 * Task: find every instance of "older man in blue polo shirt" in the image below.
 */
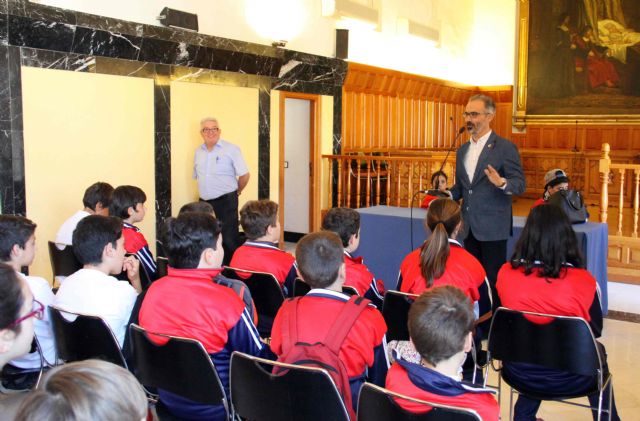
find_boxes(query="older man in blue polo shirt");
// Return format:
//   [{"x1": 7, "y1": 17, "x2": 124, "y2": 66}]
[{"x1": 194, "y1": 117, "x2": 250, "y2": 264}]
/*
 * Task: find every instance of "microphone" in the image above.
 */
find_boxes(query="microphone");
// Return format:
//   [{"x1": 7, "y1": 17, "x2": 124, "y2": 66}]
[{"x1": 438, "y1": 125, "x2": 468, "y2": 173}]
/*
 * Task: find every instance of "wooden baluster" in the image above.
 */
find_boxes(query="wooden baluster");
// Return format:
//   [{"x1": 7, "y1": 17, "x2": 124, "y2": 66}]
[
  {"x1": 356, "y1": 159, "x2": 362, "y2": 208},
  {"x1": 386, "y1": 159, "x2": 391, "y2": 206},
  {"x1": 408, "y1": 161, "x2": 414, "y2": 208},
  {"x1": 617, "y1": 169, "x2": 625, "y2": 236},
  {"x1": 328, "y1": 157, "x2": 333, "y2": 208},
  {"x1": 375, "y1": 159, "x2": 381, "y2": 205},
  {"x1": 346, "y1": 159, "x2": 353, "y2": 209},
  {"x1": 365, "y1": 159, "x2": 372, "y2": 208},
  {"x1": 599, "y1": 143, "x2": 611, "y2": 223},
  {"x1": 396, "y1": 161, "x2": 402, "y2": 207},
  {"x1": 337, "y1": 159, "x2": 343, "y2": 207},
  {"x1": 634, "y1": 169, "x2": 640, "y2": 238}
]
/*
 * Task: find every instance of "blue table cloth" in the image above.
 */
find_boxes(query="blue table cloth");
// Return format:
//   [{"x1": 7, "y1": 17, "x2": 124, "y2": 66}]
[{"x1": 356, "y1": 206, "x2": 609, "y2": 314}]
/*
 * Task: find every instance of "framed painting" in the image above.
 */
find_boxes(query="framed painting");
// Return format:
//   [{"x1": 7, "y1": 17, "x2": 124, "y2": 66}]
[{"x1": 515, "y1": 0, "x2": 640, "y2": 125}]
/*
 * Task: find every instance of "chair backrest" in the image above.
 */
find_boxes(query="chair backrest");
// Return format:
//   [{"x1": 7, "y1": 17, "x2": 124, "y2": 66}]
[
  {"x1": 357, "y1": 383, "x2": 482, "y2": 421},
  {"x1": 129, "y1": 324, "x2": 227, "y2": 407},
  {"x1": 156, "y1": 256, "x2": 169, "y2": 278},
  {"x1": 293, "y1": 278, "x2": 359, "y2": 297},
  {"x1": 487, "y1": 307, "x2": 602, "y2": 377},
  {"x1": 222, "y1": 267, "x2": 284, "y2": 336},
  {"x1": 230, "y1": 351, "x2": 350, "y2": 421},
  {"x1": 47, "y1": 241, "x2": 82, "y2": 277},
  {"x1": 293, "y1": 277, "x2": 311, "y2": 297},
  {"x1": 48, "y1": 305, "x2": 126, "y2": 368},
  {"x1": 382, "y1": 290, "x2": 418, "y2": 342}
]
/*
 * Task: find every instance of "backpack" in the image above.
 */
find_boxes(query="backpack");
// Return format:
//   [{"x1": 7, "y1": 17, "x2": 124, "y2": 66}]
[
  {"x1": 274, "y1": 295, "x2": 369, "y2": 420},
  {"x1": 547, "y1": 189, "x2": 589, "y2": 224},
  {"x1": 212, "y1": 274, "x2": 258, "y2": 326}
]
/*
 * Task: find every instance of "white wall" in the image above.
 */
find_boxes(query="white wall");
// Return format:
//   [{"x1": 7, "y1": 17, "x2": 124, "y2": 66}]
[{"x1": 32, "y1": 0, "x2": 517, "y2": 85}]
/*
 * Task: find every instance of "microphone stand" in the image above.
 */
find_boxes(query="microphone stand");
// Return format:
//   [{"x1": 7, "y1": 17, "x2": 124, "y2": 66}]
[{"x1": 410, "y1": 125, "x2": 468, "y2": 250}]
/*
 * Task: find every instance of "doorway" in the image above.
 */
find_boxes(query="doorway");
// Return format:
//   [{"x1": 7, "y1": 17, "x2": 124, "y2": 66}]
[{"x1": 279, "y1": 92, "x2": 321, "y2": 243}]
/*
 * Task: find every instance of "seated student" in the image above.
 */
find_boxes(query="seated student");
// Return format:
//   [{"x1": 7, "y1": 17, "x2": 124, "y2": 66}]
[
  {"x1": 139, "y1": 212, "x2": 265, "y2": 421},
  {"x1": 0, "y1": 264, "x2": 40, "y2": 419},
  {"x1": 110, "y1": 185, "x2": 158, "y2": 282},
  {"x1": 420, "y1": 171, "x2": 451, "y2": 209},
  {"x1": 532, "y1": 168, "x2": 569, "y2": 208},
  {"x1": 497, "y1": 205, "x2": 620, "y2": 421},
  {"x1": 0, "y1": 216, "x2": 56, "y2": 387},
  {"x1": 386, "y1": 286, "x2": 499, "y2": 420},
  {"x1": 270, "y1": 231, "x2": 388, "y2": 414},
  {"x1": 321, "y1": 207, "x2": 384, "y2": 308},
  {"x1": 53, "y1": 215, "x2": 142, "y2": 347},
  {"x1": 55, "y1": 182, "x2": 114, "y2": 248},
  {"x1": 0, "y1": 263, "x2": 38, "y2": 371},
  {"x1": 229, "y1": 200, "x2": 296, "y2": 296},
  {"x1": 15, "y1": 359, "x2": 147, "y2": 421},
  {"x1": 397, "y1": 198, "x2": 486, "y2": 308},
  {"x1": 178, "y1": 200, "x2": 216, "y2": 216}
]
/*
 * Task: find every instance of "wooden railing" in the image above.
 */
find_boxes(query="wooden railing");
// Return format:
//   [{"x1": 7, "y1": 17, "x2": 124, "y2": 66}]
[
  {"x1": 599, "y1": 143, "x2": 640, "y2": 284},
  {"x1": 322, "y1": 152, "x2": 456, "y2": 209}
]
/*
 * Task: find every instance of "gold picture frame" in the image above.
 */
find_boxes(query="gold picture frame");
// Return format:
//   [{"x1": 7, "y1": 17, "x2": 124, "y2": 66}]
[{"x1": 514, "y1": 0, "x2": 640, "y2": 126}]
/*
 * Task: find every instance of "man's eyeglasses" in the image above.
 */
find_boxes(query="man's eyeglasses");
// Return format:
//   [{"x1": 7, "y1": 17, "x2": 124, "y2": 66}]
[
  {"x1": 9, "y1": 299, "x2": 44, "y2": 328},
  {"x1": 201, "y1": 128, "x2": 219, "y2": 134},
  {"x1": 462, "y1": 111, "x2": 491, "y2": 118}
]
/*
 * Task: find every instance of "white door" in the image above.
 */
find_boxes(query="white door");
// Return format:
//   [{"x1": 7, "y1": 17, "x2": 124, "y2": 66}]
[{"x1": 284, "y1": 98, "x2": 311, "y2": 234}]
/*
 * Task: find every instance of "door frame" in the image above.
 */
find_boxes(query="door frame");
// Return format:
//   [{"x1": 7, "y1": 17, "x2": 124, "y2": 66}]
[{"x1": 279, "y1": 92, "x2": 322, "y2": 244}]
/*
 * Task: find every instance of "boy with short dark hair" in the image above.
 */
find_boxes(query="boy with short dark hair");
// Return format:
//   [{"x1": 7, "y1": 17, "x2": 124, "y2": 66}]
[
  {"x1": 270, "y1": 231, "x2": 388, "y2": 413},
  {"x1": 230, "y1": 200, "x2": 296, "y2": 295},
  {"x1": 53, "y1": 215, "x2": 142, "y2": 347},
  {"x1": 178, "y1": 201, "x2": 215, "y2": 216},
  {"x1": 385, "y1": 286, "x2": 498, "y2": 420},
  {"x1": 109, "y1": 185, "x2": 157, "y2": 282},
  {"x1": 55, "y1": 182, "x2": 114, "y2": 247},
  {"x1": 139, "y1": 212, "x2": 265, "y2": 420},
  {"x1": 0, "y1": 215, "x2": 56, "y2": 379},
  {"x1": 322, "y1": 207, "x2": 384, "y2": 307}
]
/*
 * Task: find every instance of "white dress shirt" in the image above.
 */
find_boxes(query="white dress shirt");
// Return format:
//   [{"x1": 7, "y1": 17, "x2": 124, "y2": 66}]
[
  {"x1": 53, "y1": 268, "x2": 138, "y2": 347},
  {"x1": 193, "y1": 140, "x2": 249, "y2": 200},
  {"x1": 463, "y1": 131, "x2": 492, "y2": 183},
  {"x1": 55, "y1": 210, "x2": 90, "y2": 247}
]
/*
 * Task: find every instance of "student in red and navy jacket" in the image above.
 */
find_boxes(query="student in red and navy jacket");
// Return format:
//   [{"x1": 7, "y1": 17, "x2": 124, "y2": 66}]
[
  {"x1": 270, "y1": 231, "x2": 389, "y2": 412},
  {"x1": 139, "y1": 212, "x2": 266, "y2": 421},
  {"x1": 496, "y1": 205, "x2": 619, "y2": 421},
  {"x1": 230, "y1": 200, "x2": 297, "y2": 296},
  {"x1": 397, "y1": 199, "x2": 488, "y2": 318},
  {"x1": 109, "y1": 185, "x2": 157, "y2": 283},
  {"x1": 386, "y1": 286, "x2": 499, "y2": 420},
  {"x1": 321, "y1": 207, "x2": 385, "y2": 308}
]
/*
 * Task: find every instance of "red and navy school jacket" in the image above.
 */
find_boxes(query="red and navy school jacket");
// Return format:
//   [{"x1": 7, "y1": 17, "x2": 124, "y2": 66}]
[
  {"x1": 397, "y1": 239, "x2": 485, "y2": 303},
  {"x1": 122, "y1": 223, "x2": 158, "y2": 282},
  {"x1": 496, "y1": 263, "x2": 603, "y2": 336},
  {"x1": 139, "y1": 267, "x2": 265, "y2": 421},
  {"x1": 386, "y1": 356, "x2": 499, "y2": 420},
  {"x1": 344, "y1": 251, "x2": 385, "y2": 309},
  {"x1": 229, "y1": 241, "x2": 297, "y2": 296},
  {"x1": 270, "y1": 289, "x2": 389, "y2": 411}
]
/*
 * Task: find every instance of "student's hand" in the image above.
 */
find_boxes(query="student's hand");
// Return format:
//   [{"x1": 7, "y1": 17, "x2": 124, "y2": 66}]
[
  {"x1": 484, "y1": 165, "x2": 506, "y2": 188},
  {"x1": 123, "y1": 256, "x2": 142, "y2": 293}
]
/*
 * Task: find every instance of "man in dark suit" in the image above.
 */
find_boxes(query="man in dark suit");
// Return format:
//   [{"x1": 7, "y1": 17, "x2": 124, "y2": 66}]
[{"x1": 449, "y1": 94, "x2": 525, "y2": 308}]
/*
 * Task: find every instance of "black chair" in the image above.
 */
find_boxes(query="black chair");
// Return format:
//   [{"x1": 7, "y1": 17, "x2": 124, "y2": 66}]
[
  {"x1": 129, "y1": 324, "x2": 229, "y2": 419},
  {"x1": 222, "y1": 267, "x2": 284, "y2": 337},
  {"x1": 47, "y1": 241, "x2": 82, "y2": 280},
  {"x1": 487, "y1": 307, "x2": 613, "y2": 420},
  {"x1": 357, "y1": 383, "x2": 482, "y2": 420},
  {"x1": 382, "y1": 290, "x2": 418, "y2": 342},
  {"x1": 293, "y1": 278, "x2": 360, "y2": 297},
  {"x1": 156, "y1": 256, "x2": 169, "y2": 278},
  {"x1": 230, "y1": 351, "x2": 350, "y2": 421},
  {"x1": 48, "y1": 305, "x2": 126, "y2": 368}
]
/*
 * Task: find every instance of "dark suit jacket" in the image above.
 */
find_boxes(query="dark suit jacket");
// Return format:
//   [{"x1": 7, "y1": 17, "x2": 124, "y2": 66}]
[{"x1": 450, "y1": 132, "x2": 525, "y2": 242}]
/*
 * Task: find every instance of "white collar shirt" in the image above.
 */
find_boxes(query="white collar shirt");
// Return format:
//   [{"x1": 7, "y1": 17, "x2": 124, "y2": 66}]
[{"x1": 464, "y1": 130, "x2": 492, "y2": 183}]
